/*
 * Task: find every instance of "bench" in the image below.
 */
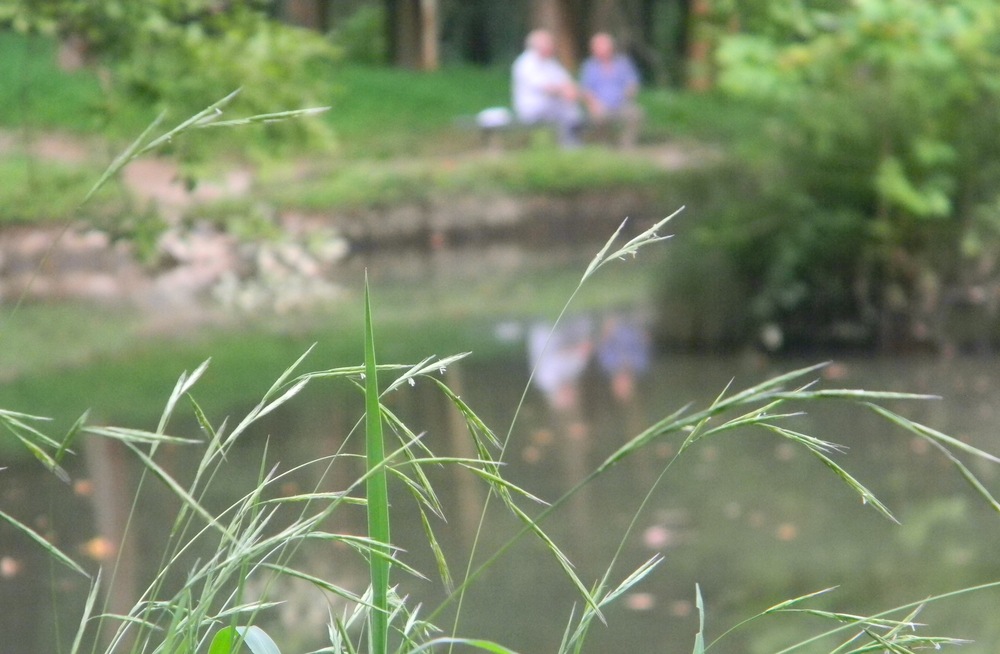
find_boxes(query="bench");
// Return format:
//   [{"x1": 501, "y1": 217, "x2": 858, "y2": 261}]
[
  {"x1": 460, "y1": 106, "x2": 637, "y2": 151},
  {"x1": 455, "y1": 107, "x2": 555, "y2": 151}
]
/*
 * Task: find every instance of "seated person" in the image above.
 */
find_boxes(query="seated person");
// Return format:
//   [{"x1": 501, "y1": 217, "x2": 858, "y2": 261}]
[
  {"x1": 580, "y1": 33, "x2": 644, "y2": 148},
  {"x1": 512, "y1": 29, "x2": 584, "y2": 148}
]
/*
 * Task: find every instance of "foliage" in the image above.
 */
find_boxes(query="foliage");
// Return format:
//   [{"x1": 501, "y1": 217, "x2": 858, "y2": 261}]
[
  {"x1": 6, "y1": 267, "x2": 1000, "y2": 652},
  {"x1": 329, "y1": 3, "x2": 387, "y2": 65},
  {"x1": 0, "y1": 31, "x2": 110, "y2": 132},
  {"x1": 262, "y1": 146, "x2": 668, "y2": 212},
  {"x1": 713, "y1": 0, "x2": 1000, "y2": 349},
  {"x1": 0, "y1": 156, "x2": 123, "y2": 225},
  {"x1": 4, "y1": 52, "x2": 1000, "y2": 654},
  {"x1": 0, "y1": 1, "x2": 339, "y2": 152}
]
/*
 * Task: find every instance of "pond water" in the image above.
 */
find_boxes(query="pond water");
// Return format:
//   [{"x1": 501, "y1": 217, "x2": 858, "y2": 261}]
[{"x1": 2, "y1": 244, "x2": 1000, "y2": 653}]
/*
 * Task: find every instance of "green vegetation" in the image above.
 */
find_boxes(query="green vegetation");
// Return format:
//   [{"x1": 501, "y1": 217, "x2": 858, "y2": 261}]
[
  {"x1": 0, "y1": 156, "x2": 119, "y2": 224},
  {"x1": 6, "y1": 218, "x2": 1000, "y2": 653},
  {"x1": 703, "y1": 0, "x2": 1000, "y2": 349},
  {"x1": 0, "y1": 31, "x2": 110, "y2": 133},
  {"x1": 2, "y1": 89, "x2": 1000, "y2": 653}
]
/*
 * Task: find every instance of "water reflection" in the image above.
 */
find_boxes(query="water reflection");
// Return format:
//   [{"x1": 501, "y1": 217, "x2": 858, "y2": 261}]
[
  {"x1": 4, "y1": 346, "x2": 1000, "y2": 652},
  {"x1": 81, "y1": 437, "x2": 139, "y2": 650}
]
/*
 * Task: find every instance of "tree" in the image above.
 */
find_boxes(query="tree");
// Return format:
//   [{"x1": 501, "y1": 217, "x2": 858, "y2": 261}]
[
  {"x1": 1, "y1": 0, "x2": 338, "y2": 148},
  {"x1": 385, "y1": 0, "x2": 439, "y2": 69},
  {"x1": 715, "y1": 0, "x2": 1000, "y2": 349}
]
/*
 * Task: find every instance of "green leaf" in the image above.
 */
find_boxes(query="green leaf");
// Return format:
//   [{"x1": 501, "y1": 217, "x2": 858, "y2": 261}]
[
  {"x1": 0, "y1": 509, "x2": 87, "y2": 578},
  {"x1": 692, "y1": 584, "x2": 705, "y2": 654},
  {"x1": 208, "y1": 627, "x2": 238, "y2": 654},
  {"x1": 363, "y1": 275, "x2": 391, "y2": 654},
  {"x1": 236, "y1": 626, "x2": 281, "y2": 654}
]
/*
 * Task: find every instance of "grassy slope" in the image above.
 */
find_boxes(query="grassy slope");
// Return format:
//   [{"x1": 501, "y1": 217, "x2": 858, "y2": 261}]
[
  {"x1": 0, "y1": 29, "x2": 734, "y2": 428},
  {"x1": 0, "y1": 32, "x2": 108, "y2": 133}
]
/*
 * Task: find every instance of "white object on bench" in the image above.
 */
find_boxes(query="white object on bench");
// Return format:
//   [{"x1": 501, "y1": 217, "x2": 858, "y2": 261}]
[{"x1": 475, "y1": 107, "x2": 514, "y2": 129}]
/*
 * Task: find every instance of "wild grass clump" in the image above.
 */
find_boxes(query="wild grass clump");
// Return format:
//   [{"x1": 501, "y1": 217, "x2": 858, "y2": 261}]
[
  {"x1": 8, "y1": 218, "x2": 1000, "y2": 653},
  {"x1": 4, "y1": 95, "x2": 1000, "y2": 654}
]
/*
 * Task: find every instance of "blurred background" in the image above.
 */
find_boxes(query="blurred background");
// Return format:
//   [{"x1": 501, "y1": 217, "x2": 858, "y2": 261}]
[{"x1": 1, "y1": 1, "x2": 1000, "y2": 652}]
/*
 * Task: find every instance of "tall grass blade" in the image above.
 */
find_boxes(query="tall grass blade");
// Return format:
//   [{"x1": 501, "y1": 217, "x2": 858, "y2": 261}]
[
  {"x1": 83, "y1": 111, "x2": 165, "y2": 204},
  {"x1": 865, "y1": 403, "x2": 1000, "y2": 463},
  {"x1": 364, "y1": 276, "x2": 391, "y2": 654},
  {"x1": 507, "y1": 503, "x2": 603, "y2": 620},
  {"x1": 692, "y1": 584, "x2": 706, "y2": 654},
  {"x1": 774, "y1": 580, "x2": 1000, "y2": 653},
  {"x1": 68, "y1": 571, "x2": 100, "y2": 654},
  {"x1": 562, "y1": 555, "x2": 663, "y2": 653},
  {"x1": 236, "y1": 626, "x2": 282, "y2": 654},
  {"x1": 84, "y1": 426, "x2": 200, "y2": 446},
  {"x1": 123, "y1": 441, "x2": 235, "y2": 540},
  {"x1": 226, "y1": 346, "x2": 315, "y2": 445},
  {"x1": 158, "y1": 358, "x2": 212, "y2": 435},
  {"x1": 417, "y1": 502, "x2": 454, "y2": 593},
  {"x1": 209, "y1": 626, "x2": 238, "y2": 654},
  {"x1": 926, "y1": 439, "x2": 1000, "y2": 514},
  {"x1": 11, "y1": 432, "x2": 69, "y2": 483},
  {"x1": 199, "y1": 106, "x2": 330, "y2": 128},
  {"x1": 0, "y1": 509, "x2": 87, "y2": 577},
  {"x1": 55, "y1": 410, "x2": 88, "y2": 464},
  {"x1": 805, "y1": 445, "x2": 897, "y2": 523},
  {"x1": 407, "y1": 638, "x2": 520, "y2": 654}
]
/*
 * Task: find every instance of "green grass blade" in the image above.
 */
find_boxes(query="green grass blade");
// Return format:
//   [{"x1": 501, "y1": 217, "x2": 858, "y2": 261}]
[
  {"x1": 208, "y1": 626, "x2": 238, "y2": 654},
  {"x1": 925, "y1": 439, "x2": 1000, "y2": 514},
  {"x1": 508, "y1": 503, "x2": 603, "y2": 621},
  {"x1": 84, "y1": 426, "x2": 200, "y2": 446},
  {"x1": 68, "y1": 570, "x2": 101, "y2": 654},
  {"x1": 198, "y1": 106, "x2": 330, "y2": 128},
  {"x1": 123, "y1": 441, "x2": 236, "y2": 540},
  {"x1": 408, "y1": 638, "x2": 520, "y2": 654},
  {"x1": 364, "y1": 276, "x2": 391, "y2": 654},
  {"x1": 417, "y1": 501, "x2": 455, "y2": 593},
  {"x1": 226, "y1": 346, "x2": 315, "y2": 445},
  {"x1": 12, "y1": 431, "x2": 69, "y2": 483},
  {"x1": 235, "y1": 626, "x2": 282, "y2": 654},
  {"x1": 83, "y1": 110, "x2": 165, "y2": 205},
  {"x1": 158, "y1": 358, "x2": 212, "y2": 435},
  {"x1": 692, "y1": 584, "x2": 706, "y2": 654},
  {"x1": 804, "y1": 444, "x2": 897, "y2": 523},
  {"x1": 54, "y1": 410, "x2": 88, "y2": 464},
  {"x1": 0, "y1": 508, "x2": 87, "y2": 577},
  {"x1": 865, "y1": 403, "x2": 1000, "y2": 464}
]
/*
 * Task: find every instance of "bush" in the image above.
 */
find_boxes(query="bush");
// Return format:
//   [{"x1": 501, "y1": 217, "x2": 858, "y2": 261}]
[
  {"x1": 328, "y1": 4, "x2": 387, "y2": 65},
  {"x1": 2, "y1": 2, "x2": 340, "y2": 154},
  {"x1": 713, "y1": 0, "x2": 1000, "y2": 350}
]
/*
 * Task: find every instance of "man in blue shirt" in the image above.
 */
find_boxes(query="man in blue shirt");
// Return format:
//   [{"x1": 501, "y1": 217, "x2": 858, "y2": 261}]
[{"x1": 580, "y1": 33, "x2": 644, "y2": 148}]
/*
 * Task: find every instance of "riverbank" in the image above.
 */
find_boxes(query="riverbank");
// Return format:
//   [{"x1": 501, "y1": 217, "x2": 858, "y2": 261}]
[{"x1": 0, "y1": 126, "x2": 716, "y2": 310}]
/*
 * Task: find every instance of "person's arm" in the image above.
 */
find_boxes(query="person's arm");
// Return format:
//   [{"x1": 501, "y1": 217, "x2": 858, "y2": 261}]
[
  {"x1": 579, "y1": 59, "x2": 605, "y2": 116},
  {"x1": 622, "y1": 56, "x2": 640, "y2": 100},
  {"x1": 517, "y1": 54, "x2": 569, "y2": 96}
]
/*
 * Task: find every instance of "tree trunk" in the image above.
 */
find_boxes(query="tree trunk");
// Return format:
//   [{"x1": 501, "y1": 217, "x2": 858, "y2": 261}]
[
  {"x1": 420, "y1": 0, "x2": 439, "y2": 70},
  {"x1": 283, "y1": 0, "x2": 327, "y2": 30},
  {"x1": 531, "y1": 0, "x2": 581, "y2": 68},
  {"x1": 387, "y1": 0, "x2": 439, "y2": 70},
  {"x1": 686, "y1": 0, "x2": 714, "y2": 91}
]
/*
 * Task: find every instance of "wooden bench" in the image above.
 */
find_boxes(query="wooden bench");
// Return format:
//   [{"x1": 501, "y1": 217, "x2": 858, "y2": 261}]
[{"x1": 455, "y1": 107, "x2": 556, "y2": 151}]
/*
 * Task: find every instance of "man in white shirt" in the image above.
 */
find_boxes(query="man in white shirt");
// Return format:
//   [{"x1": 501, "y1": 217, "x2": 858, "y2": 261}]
[{"x1": 511, "y1": 29, "x2": 584, "y2": 148}]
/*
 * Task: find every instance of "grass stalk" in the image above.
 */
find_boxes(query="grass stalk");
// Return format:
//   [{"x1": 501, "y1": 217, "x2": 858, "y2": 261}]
[{"x1": 364, "y1": 275, "x2": 391, "y2": 654}]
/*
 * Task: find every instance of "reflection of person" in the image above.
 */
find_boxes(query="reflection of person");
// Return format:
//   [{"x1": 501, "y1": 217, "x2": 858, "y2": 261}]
[
  {"x1": 528, "y1": 316, "x2": 594, "y2": 411},
  {"x1": 597, "y1": 314, "x2": 650, "y2": 403},
  {"x1": 512, "y1": 29, "x2": 584, "y2": 148},
  {"x1": 580, "y1": 33, "x2": 644, "y2": 148}
]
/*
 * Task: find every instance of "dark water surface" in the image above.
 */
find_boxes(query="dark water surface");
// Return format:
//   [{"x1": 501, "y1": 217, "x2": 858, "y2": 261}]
[{"x1": 2, "y1": 247, "x2": 1000, "y2": 653}]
